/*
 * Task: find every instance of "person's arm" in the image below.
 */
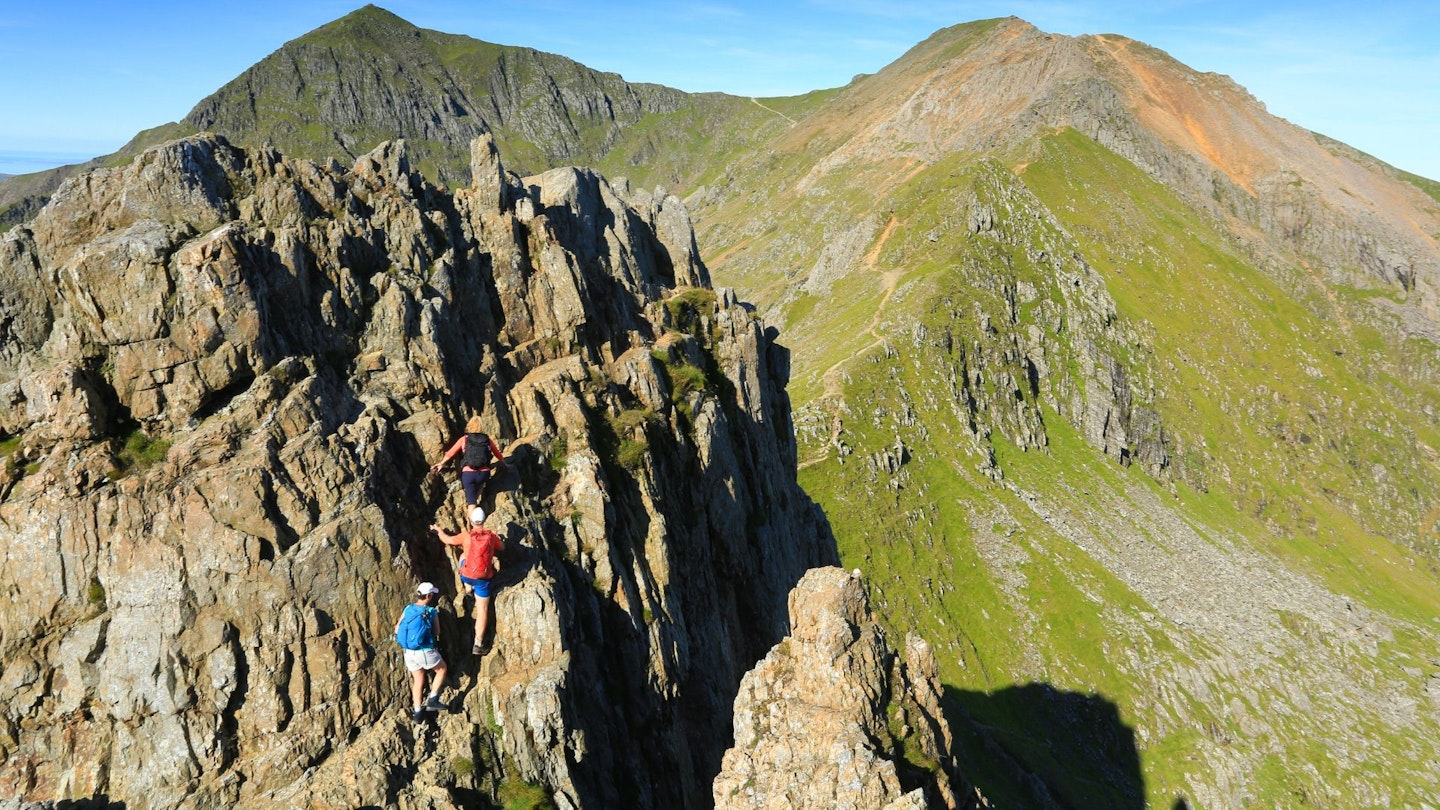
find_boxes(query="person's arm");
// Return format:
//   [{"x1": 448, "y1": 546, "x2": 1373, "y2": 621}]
[
  {"x1": 429, "y1": 436, "x2": 465, "y2": 473},
  {"x1": 430, "y1": 524, "x2": 466, "y2": 547}
]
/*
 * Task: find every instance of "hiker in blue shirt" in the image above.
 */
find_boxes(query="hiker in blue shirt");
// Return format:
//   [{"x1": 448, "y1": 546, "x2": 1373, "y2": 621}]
[{"x1": 394, "y1": 582, "x2": 448, "y2": 722}]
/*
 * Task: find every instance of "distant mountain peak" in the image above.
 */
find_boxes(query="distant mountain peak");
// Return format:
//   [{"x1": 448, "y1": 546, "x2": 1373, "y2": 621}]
[{"x1": 301, "y1": 3, "x2": 421, "y2": 41}]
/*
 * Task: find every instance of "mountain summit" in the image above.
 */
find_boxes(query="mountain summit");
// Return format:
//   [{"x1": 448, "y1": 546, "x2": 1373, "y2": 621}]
[
  {"x1": 179, "y1": 5, "x2": 694, "y2": 183},
  {"x1": 0, "y1": 4, "x2": 754, "y2": 227}
]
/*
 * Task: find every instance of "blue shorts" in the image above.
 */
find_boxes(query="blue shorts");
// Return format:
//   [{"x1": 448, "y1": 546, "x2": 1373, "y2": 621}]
[{"x1": 461, "y1": 575, "x2": 494, "y2": 598}]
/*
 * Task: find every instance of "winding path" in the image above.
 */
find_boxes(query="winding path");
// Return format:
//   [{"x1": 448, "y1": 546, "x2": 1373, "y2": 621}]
[
  {"x1": 818, "y1": 215, "x2": 903, "y2": 399},
  {"x1": 750, "y1": 97, "x2": 796, "y2": 125}
]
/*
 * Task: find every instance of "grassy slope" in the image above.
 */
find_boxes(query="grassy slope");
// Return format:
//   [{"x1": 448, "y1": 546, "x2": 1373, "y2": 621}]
[
  {"x1": 1019, "y1": 129, "x2": 1440, "y2": 596},
  {"x1": 778, "y1": 127, "x2": 1440, "y2": 807}
]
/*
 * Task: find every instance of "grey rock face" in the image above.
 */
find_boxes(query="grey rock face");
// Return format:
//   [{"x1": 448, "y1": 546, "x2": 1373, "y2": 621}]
[
  {"x1": 0, "y1": 133, "x2": 834, "y2": 808},
  {"x1": 713, "y1": 567, "x2": 987, "y2": 810}
]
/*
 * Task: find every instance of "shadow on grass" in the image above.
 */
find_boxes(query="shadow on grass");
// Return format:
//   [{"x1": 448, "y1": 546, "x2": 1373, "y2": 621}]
[{"x1": 944, "y1": 682, "x2": 1146, "y2": 810}]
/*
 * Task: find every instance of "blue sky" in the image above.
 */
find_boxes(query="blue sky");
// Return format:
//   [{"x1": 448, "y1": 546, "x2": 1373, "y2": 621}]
[{"x1": 1, "y1": 1, "x2": 1436, "y2": 179}]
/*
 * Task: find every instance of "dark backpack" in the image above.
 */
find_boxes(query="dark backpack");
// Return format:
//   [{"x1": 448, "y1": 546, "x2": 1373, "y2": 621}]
[
  {"x1": 396, "y1": 604, "x2": 437, "y2": 650},
  {"x1": 461, "y1": 432, "x2": 494, "y2": 469}
]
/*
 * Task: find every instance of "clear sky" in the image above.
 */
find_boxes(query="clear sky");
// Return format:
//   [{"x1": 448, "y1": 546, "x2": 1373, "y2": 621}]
[{"x1": 1, "y1": 1, "x2": 1436, "y2": 179}]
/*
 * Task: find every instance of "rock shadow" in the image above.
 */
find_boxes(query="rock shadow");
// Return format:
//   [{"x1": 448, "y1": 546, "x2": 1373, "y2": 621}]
[
  {"x1": 45, "y1": 798, "x2": 126, "y2": 809},
  {"x1": 943, "y1": 682, "x2": 1145, "y2": 810}
]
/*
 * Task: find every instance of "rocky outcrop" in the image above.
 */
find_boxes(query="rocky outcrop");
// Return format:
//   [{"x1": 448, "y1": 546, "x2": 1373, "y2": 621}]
[
  {"x1": 0, "y1": 132, "x2": 834, "y2": 808},
  {"x1": 713, "y1": 567, "x2": 985, "y2": 809}
]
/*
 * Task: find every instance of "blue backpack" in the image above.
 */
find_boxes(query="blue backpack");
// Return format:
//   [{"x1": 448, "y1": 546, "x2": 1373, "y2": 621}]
[{"x1": 396, "y1": 604, "x2": 437, "y2": 650}]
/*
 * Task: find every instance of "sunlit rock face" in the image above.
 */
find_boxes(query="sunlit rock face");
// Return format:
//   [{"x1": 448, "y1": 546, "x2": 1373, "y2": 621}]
[{"x1": 0, "y1": 132, "x2": 834, "y2": 809}]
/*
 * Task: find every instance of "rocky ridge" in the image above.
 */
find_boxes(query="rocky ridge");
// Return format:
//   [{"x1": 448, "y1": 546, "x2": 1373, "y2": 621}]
[
  {"x1": 713, "y1": 566, "x2": 986, "y2": 810},
  {"x1": 0, "y1": 131, "x2": 847, "y2": 807}
]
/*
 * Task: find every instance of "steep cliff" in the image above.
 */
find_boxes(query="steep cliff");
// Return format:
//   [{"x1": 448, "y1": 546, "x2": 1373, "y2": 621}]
[
  {"x1": 0, "y1": 132, "x2": 835, "y2": 808},
  {"x1": 714, "y1": 567, "x2": 986, "y2": 810}
]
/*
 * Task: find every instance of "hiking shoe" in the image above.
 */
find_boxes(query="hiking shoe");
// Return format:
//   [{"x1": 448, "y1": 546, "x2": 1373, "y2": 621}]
[
  {"x1": 472, "y1": 643, "x2": 484, "y2": 656},
  {"x1": 411, "y1": 707, "x2": 425, "y2": 723},
  {"x1": 478, "y1": 639, "x2": 493, "y2": 656},
  {"x1": 423, "y1": 694, "x2": 445, "y2": 712}
]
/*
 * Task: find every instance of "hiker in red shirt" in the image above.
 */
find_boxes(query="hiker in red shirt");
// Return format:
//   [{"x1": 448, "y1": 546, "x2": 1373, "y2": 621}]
[
  {"x1": 430, "y1": 416, "x2": 505, "y2": 506},
  {"x1": 431, "y1": 506, "x2": 504, "y2": 656}
]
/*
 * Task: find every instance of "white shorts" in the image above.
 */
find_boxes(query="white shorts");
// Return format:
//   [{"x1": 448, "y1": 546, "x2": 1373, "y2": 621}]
[{"x1": 403, "y1": 648, "x2": 443, "y2": 672}]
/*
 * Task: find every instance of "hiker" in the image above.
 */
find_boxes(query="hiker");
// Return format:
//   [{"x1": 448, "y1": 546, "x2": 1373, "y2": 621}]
[
  {"x1": 430, "y1": 416, "x2": 505, "y2": 506},
  {"x1": 395, "y1": 582, "x2": 448, "y2": 722},
  {"x1": 431, "y1": 506, "x2": 504, "y2": 655}
]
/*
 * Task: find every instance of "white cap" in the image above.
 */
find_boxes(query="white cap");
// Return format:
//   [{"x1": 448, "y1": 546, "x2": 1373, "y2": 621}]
[
  {"x1": 417, "y1": 582, "x2": 440, "y2": 596},
  {"x1": 470, "y1": 506, "x2": 486, "y2": 525}
]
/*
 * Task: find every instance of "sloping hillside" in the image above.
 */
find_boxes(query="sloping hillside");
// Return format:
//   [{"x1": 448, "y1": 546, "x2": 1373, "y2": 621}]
[{"x1": 685, "y1": 18, "x2": 1440, "y2": 808}]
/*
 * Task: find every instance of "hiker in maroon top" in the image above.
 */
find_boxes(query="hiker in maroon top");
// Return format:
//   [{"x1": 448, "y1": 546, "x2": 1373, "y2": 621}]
[
  {"x1": 431, "y1": 416, "x2": 505, "y2": 506},
  {"x1": 431, "y1": 506, "x2": 505, "y2": 656}
]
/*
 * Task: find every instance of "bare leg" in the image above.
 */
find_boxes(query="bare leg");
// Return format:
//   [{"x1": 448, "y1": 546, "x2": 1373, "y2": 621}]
[
  {"x1": 429, "y1": 662, "x2": 447, "y2": 697},
  {"x1": 475, "y1": 595, "x2": 493, "y2": 648},
  {"x1": 410, "y1": 668, "x2": 425, "y2": 710}
]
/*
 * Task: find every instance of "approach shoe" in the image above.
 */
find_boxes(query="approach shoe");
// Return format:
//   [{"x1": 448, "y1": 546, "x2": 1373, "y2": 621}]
[
  {"x1": 411, "y1": 707, "x2": 425, "y2": 724},
  {"x1": 423, "y1": 694, "x2": 446, "y2": 712}
]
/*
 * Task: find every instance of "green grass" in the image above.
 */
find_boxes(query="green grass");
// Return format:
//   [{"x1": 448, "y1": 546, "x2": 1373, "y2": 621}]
[
  {"x1": 1017, "y1": 127, "x2": 1440, "y2": 617},
  {"x1": 664, "y1": 287, "x2": 717, "y2": 339},
  {"x1": 547, "y1": 434, "x2": 569, "y2": 473},
  {"x1": 652, "y1": 349, "x2": 708, "y2": 409},
  {"x1": 111, "y1": 428, "x2": 172, "y2": 478},
  {"x1": 1397, "y1": 168, "x2": 1440, "y2": 204},
  {"x1": 451, "y1": 756, "x2": 476, "y2": 779},
  {"x1": 597, "y1": 408, "x2": 660, "y2": 473},
  {"x1": 498, "y1": 777, "x2": 557, "y2": 810},
  {"x1": 87, "y1": 578, "x2": 106, "y2": 608},
  {"x1": 784, "y1": 126, "x2": 1440, "y2": 808}
]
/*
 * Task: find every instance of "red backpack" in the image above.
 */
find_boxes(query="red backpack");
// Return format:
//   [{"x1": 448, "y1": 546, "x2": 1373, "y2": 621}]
[{"x1": 461, "y1": 527, "x2": 499, "y2": 580}]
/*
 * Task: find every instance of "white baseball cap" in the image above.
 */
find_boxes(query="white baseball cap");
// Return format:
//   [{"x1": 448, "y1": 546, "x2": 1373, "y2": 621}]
[
  {"x1": 470, "y1": 506, "x2": 486, "y2": 525},
  {"x1": 417, "y1": 582, "x2": 440, "y2": 596}
]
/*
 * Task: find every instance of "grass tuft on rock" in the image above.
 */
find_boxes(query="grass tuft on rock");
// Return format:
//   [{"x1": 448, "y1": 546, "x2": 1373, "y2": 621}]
[{"x1": 112, "y1": 428, "x2": 172, "y2": 478}]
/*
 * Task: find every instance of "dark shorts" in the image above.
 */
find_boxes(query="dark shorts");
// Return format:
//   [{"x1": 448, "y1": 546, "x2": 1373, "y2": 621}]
[
  {"x1": 461, "y1": 575, "x2": 494, "y2": 598},
  {"x1": 461, "y1": 468, "x2": 492, "y2": 505}
]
